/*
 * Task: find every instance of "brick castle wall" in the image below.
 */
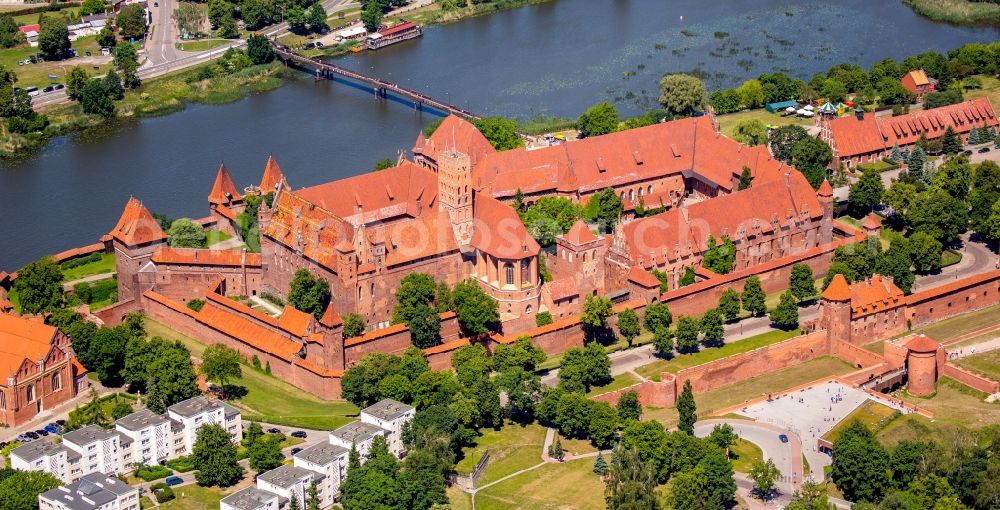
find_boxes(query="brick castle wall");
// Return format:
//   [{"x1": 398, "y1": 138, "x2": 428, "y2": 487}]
[
  {"x1": 905, "y1": 270, "x2": 1000, "y2": 328},
  {"x1": 590, "y1": 377, "x2": 677, "y2": 408},
  {"x1": 942, "y1": 363, "x2": 1000, "y2": 394}
]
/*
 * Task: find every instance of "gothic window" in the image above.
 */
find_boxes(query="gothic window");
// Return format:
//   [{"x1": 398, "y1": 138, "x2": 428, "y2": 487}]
[
  {"x1": 505, "y1": 263, "x2": 514, "y2": 286},
  {"x1": 525, "y1": 305, "x2": 533, "y2": 314},
  {"x1": 521, "y1": 259, "x2": 530, "y2": 283},
  {"x1": 52, "y1": 373, "x2": 61, "y2": 391},
  {"x1": 26, "y1": 384, "x2": 34, "y2": 402}
]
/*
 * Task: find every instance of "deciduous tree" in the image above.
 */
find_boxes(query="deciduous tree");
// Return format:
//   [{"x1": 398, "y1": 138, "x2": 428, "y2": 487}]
[
  {"x1": 770, "y1": 125, "x2": 809, "y2": 164},
  {"x1": 675, "y1": 315, "x2": 700, "y2": 353},
  {"x1": 605, "y1": 446, "x2": 661, "y2": 510},
  {"x1": 848, "y1": 168, "x2": 885, "y2": 216},
  {"x1": 790, "y1": 263, "x2": 817, "y2": 301},
  {"x1": 742, "y1": 276, "x2": 767, "y2": 316},
  {"x1": 201, "y1": 344, "x2": 242, "y2": 396},
  {"x1": 617, "y1": 308, "x2": 641, "y2": 347},
  {"x1": 791, "y1": 136, "x2": 833, "y2": 189},
  {"x1": 116, "y1": 3, "x2": 147, "y2": 40},
  {"x1": 248, "y1": 435, "x2": 284, "y2": 473},
  {"x1": 343, "y1": 313, "x2": 366, "y2": 339},
  {"x1": 830, "y1": 420, "x2": 889, "y2": 503},
  {"x1": 718, "y1": 288, "x2": 741, "y2": 321},
  {"x1": 643, "y1": 302, "x2": 672, "y2": 332},
  {"x1": 193, "y1": 424, "x2": 242, "y2": 487},
  {"x1": 452, "y1": 279, "x2": 499, "y2": 336},
  {"x1": 288, "y1": 269, "x2": 331, "y2": 319},
  {"x1": 659, "y1": 73, "x2": 707, "y2": 115},
  {"x1": 12, "y1": 257, "x2": 63, "y2": 313},
  {"x1": 473, "y1": 117, "x2": 523, "y2": 151},
  {"x1": 617, "y1": 390, "x2": 642, "y2": 423},
  {"x1": 749, "y1": 458, "x2": 781, "y2": 497},
  {"x1": 577, "y1": 101, "x2": 619, "y2": 137},
  {"x1": 770, "y1": 291, "x2": 799, "y2": 330}
]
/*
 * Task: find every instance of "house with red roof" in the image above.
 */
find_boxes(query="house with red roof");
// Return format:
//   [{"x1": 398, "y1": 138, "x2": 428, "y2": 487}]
[
  {"x1": 820, "y1": 98, "x2": 997, "y2": 168},
  {"x1": 900, "y1": 70, "x2": 935, "y2": 101}
]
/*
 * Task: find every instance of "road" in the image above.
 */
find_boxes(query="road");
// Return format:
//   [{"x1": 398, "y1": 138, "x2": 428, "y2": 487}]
[
  {"x1": 146, "y1": 0, "x2": 182, "y2": 66},
  {"x1": 694, "y1": 419, "x2": 802, "y2": 493},
  {"x1": 912, "y1": 233, "x2": 998, "y2": 292}
]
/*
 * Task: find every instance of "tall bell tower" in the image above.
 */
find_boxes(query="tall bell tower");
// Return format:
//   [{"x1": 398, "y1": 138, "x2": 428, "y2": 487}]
[{"x1": 437, "y1": 149, "x2": 473, "y2": 245}]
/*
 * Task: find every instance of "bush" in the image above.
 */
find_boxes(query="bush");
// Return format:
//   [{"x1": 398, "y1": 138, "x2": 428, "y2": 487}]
[
  {"x1": 61, "y1": 252, "x2": 103, "y2": 269},
  {"x1": 89, "y1": 278, "x2": 118, "y2": 305},
  {"x1": 535, "y1": 311, "x2": 553, "y2": 327},
  {"x1": 164, "y1": 456, "x2": 196, "y2": 473},
  {"x1": 136, "y1": 465, "x2": 173, "y2": 482},
  {"x1": 150, "y1": 483, "x2": 175, "y2": 503},
  {"x1": 186, "y1": 299, "x2": 205, "y2": 312}
]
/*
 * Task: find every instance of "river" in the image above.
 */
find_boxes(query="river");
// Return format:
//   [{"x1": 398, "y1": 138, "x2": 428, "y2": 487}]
[{"x1": 1, "y1": 0, "x2": 996, "y2": 270}]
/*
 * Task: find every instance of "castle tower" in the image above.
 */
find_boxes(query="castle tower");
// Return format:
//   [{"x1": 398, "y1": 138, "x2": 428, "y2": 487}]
[
  {"x1": 554, "y1": 220, "x2": 606, "y2": 297},
  {"x1": 107, "y1": 198, "x2": 167, "y2": 303},
  {"x1": 437, "y1": 149, "x2": 474, "y2": 245},
  {"x1": 259, "y1": 155, "x2": 285, "y2": 196},
  {"x1": 819, "y1": 273, "x2": 852, "y2": 346},
  {"x1": 208, "y1": 163, "x2": 243, "y2": 208},
  {"x1": 816, "y1": 179, "x2": 834, "y2": 245},
  {"x1": 905, "y1": 335, "x2": 941, "y2": 396},
  {"x1": 862, "y1": 213, "x2": 882, "y2": 238}
]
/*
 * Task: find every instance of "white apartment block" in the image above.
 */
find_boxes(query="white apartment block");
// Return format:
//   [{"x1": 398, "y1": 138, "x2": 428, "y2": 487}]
[
  {"x1": 61, "y1": 425, "x2": 124, "y2": 476},
  {"x1": 328, "y1": 421, "x2": 385, "y2": 458},
  {"x1": 38, "y1": 472, "x2": 139, "y2": 510},
  {"x1": 167, "y1": 396, "x2": 243, "y2": 454},
  {"x1": 114, "y1": 409, "x2": 173, "y2": 466},
  {"x1": 220, "y1": 487, "x2": 281, "y2": 510},
  {"x1": 359, "y1": 399, "x2": 415, "y2": 457},
  {"x1": 256, "y1": 464, "x2": 329, "y2": 510},
  {"x1": 293, "y1": 443, "x2": 349, "y2": 502},
  {"x1": 10, "y1": 440, "x2": 70, "y2": 483}
]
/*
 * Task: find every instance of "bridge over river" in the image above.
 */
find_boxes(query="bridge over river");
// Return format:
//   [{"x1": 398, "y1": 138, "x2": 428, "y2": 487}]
[{"x1": 272, "y1": 43, "x2": 481, "y2": 122}]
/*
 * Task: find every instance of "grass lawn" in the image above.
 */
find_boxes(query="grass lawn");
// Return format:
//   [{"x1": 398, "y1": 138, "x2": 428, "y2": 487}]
[
  {"x1": 636, "y1": 328, "x2": 802, "y2": 381},
  {"x1": 876, "y1": 412, "x2": 963, "y2": 449},
  {"x1": 822, "y1": 400, "x2": 899, "y2": 443},
  {"x1": 158, "y1": 484, "x2": 235, "y2": 510},
  {"x1": 456, "y1": 422, "x2": 545, "y2": 486},
  {"x1": 696, "y1": 356, "x2": 856, "y2": 414},
  {"x1": 3, "y1": 35, "x2": 113, "y2": 89},
  {"x1": 175, "y1": 39, "x2": 230, "y2": 52},
  {"x1": 941, "y1": 249, "x2": 963, "y2": 268},
  {"x1": 965, "y1": 75, "x2": 1000, "y2": 114},
  {"x1": 586, "y1": 372, "x2": 640, "y2": 397},
  {"x1": 954, "y1": 350, "x2": 1000, "y2": 382},
  {"x1": 864, "y1": 340, "x2": 885, "y2": 355},
  {"x1": 475, "y1": 458, "x2": 606, "y2": 510},
  {"x1": 894, "y1": 377, "x2": 1000, "y2": 429},
  {"x1": 908, "y1": 303, "x2": 1000, "y2": 342},
  {"x1": 716, "y1": 108, "x2": 813, "y2": 139},
  {"x1": 642, "y1": 406, "x2": 679, "y2": 429},
  {"x1": 145, "y1": 319, "x2": 359, "y2": 429},
  {"x1": 60, "y1": 252, "x2": 116, "y2": 281},
  {"x1": 729, "y1": 438, "x2": 763, "y2": 473},
  {"x1": 857, "y1": 159, "x2": 898, "y2": 173},
  {"x1": 204, "y1": 229, "x2": 233, "y2": 246},
  {"x1": 447, "y1": 487, "x2": 473, "y2": 510}
]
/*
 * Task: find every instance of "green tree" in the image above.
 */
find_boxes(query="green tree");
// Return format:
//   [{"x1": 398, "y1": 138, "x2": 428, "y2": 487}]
[
  {"x1": 848, "y1": 168, "x2": 885, "y2": 216},
  {"x1": 166, "y1": 217, "x2": 206, "y2": 247},
  {"x1": 113, "y1": 42, "x2": 140, "y2": 89},
  {"x1": 287, "y1": 269, "x2": 331, "y2": 319},
  {"x1": 742, "y1": 276, "x2": 767, "y2": 316},
  {"x1": 584, "y1": 188, "x2": 624, "y2": 232},
  {"x1": 247, "y1": 34, "x2": 274, "y2": 64},
  {"x1": 201, "y1": 344, "x2": 242, "y2": 396},
  {"x1": 643, "y1": 302, "x2": 673, "y2": 332},
  {"x1": 984, "y1": 199, "x2": 1000, "y2": 245},
  {"x1": 102, "y1": 69, "x2": 124, "y2": 100},
  {"x1": 208, "y1": 0, "x2": 232, "y2": 28},
  {"x1": 909, "y1": 187, "x2": 969, "y2": 245},
  {"x1": 0, "y1": 15, "x2": 24, "y2": 48},
  {"x1": 884, "y1": 181, "x2": 918, "y2": 223},
  {"x1": 97, "y1": 25, "x2": 116, "y2": 48},
  {"x1": 242, "y1": 421, "x2": 263, "y2": 448},
  {"x1": 343, "y1": 313, "x2": 366, "y2": 339},
  {"x1": 790, "y1": 263, "x2": 817, "y2": 301},
  {"x1": 604, "y1": 446, "x2": 661, "y2": 510},
  {"x1": 193, "y1": 424, "x2": 242, "y2": 487},
  {"x1": 659, "y1": 73, "x2": 707, "y2": 115},
  {"x1": 786, "y1": 480, "x2": 834, "y2": 510},
  {"x1": 577, "y1": 101, "x2": 619, "y2": 137},
  {"x1": 581, "y1": 294, "x2": 614, "y2": 337},
  {"x1": 875, "y1": 238, "x2": 915, "y2": 293},
  {"x1": 675, "y1": 315, "x2": 700, "y2": 353},
  {"x1": 791, "y1": 136, "x2": 833, "y2": 189},
  {"x1": 67, "y1": 66, "x2": 90, "y2": 100},
  {"x1": 718, "y1": 288, "x2": 741, "y2": 321},
  {"x1": 617, "y1": 308, "x2": 641, "y2": 347},
  {"x1": 908, "y1": 232, "x2": 944, "y2": 274},
  {"x1": 700, "y1": 308, "x2": 724, "y2": 346},
  {"x1": 677, "y1": 379, "x2": 697, "y2": 434},
  {"x1": 248, "y1": 434, "x2": 284, "y2": 473},
  {"x1": 392, "y1": 273, "x2": 437, "y2": 324},
  {"x1": 822, "y1": 78, "x2": 848, "y2": 102},
  {"x1": 594, "y1": 452, "x2": 610, "y2": 475},
  {"x1": 473, "y1": 117, "x2": 523, "y2": 151},
  {"x1": 770, "y1": 124, "x2": 809, "y2": 164},
  {"x1": 700, "y1": 447, "x2": 737, "y2": 509},
  {"x1": 38, "y1": 15, "x2": 70, "y2": 60},
  {"x1": 361, "y1": 1, "x2": 383, "y2": 32},
  {"x1": 679, "y1": 265, "x2": 697, "y2": 287},
  {"x1": 942, "y1": 127, "x2": 963, "y2": 154},
  {"x1": 308, "y1": 3, "x2": 328, "y2": 32},
  {"x1": 12, "y1": 257, "x2": 63, "y2": 314},
  {"x1": 709, "y1": 424, "x2": 736, "y2": 453},
  {"x1": 408, "y1": 302, "x2": 441, "y2": 348},
  {"x1": 145, "y1": 377, "x2": 166, "y2": 414},
  {"x1": 749, "y1": 458, "x2": 781, "y2": 496},
  {"x1": 0, "y1": 469, "x2": 61, "y2": 510},
  {"x1": 709, "y1": 88, "x2": 741, "y2": 114},
  {"x1": 830, "y1": 420, "x2": 890, "y2": 503},
  {"x1": 342, "y1": 353, "x2": 402, "y2": 407},
  {"x1": 451, "y1": 344, "x2": 491, "y2": 388},
  {"x1": 907, "y1": 145, "x2": 928, "y2": 184},
  {"x1": 738, "y1": 166, "x2": 753, "y2": 190},
  {"x1": 65, "y1": 389, "x2": 111, "y2": 430},
  {"x1": 933, "y1": 156, "x2": 973, "y2": 200},
  {"x1": 558, "y1": 342, "x2": 610, "y2": 393},
  {"x1": 738, "y1": 79, "x2": 765, "y2": 108},
  {"x1": 116, "y1": 3, "x2": 148, "y2": 40},
  {"x1": 492, "y1": 335, "x2": 545, "y2": 372},
  {"x1": 733, "y1": 118, "x2": 768, "y2": 146},
  {"x1": 286, "y1": 5, "x2": 307, "y2": 33},
  {"x1": 770, "y1": 291, "x2": 799, "y2": 329},
  {"x1": 588, "y1": 401, "x2": 618, "y2": 448},
  {"x1": 652, "y1": 326, "x2": 673, "y2": 356},
  {"x1": 451, "y1": 279, "x2": 499, "y2": 336},
  {"x1": 520, "y1": 196, "x2": 583, "y2": 245},
  {"x1": 665, "y1": 465, "x2": 710, "y2": 510},
  {"x1": 617, "y1": 390, "x2": 642, "y2": 423}
]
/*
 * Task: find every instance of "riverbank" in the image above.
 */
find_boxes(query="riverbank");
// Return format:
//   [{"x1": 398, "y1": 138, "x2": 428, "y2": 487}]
[
  {"x1": 0, "y1": 59, "x2": 289, "y2": 161},
  {"x1": 385, "y1": 0, "x2": 556, "y2": 26},
  {"x1": 903, "y1": 0, "x2": 1000, "y2": 25}
]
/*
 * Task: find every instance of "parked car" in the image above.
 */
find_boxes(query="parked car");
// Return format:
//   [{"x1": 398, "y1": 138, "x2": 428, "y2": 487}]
[
  {"x1": 978, "y1": 147, "x2": 991, "y2": 153},
  {"x1": 291, "y1": 447, "x2": 303, "y2": 455},
  {"x1": 778, "y1": 434, "x2": 789, "y2": 443},
  {"x1": 54, "y1": 83, "x2": 64, "y2": 90},
  {"x1": 315, "y1": 41, "x2": 324, "y2": 48},
  {"x1": 36, "y1": 429, "x2": 49, "y2": 436},
  {"x1": 303, "y1": 42, "x2": 315, "y2": 50},
  {"x1": 267, "y1": 428, "x2": 281, "y2": 434},
  {"x1": 56, "y1": 419, "x2": 66, "y2": 426},
  {"x1": 42, "y1": 86, "x2": 53, "y2": 93},
  {"x1": 164, "y1": 476, "x2": 183, "y2": 486},
  {"x1": 290, "y1": 431, "x2": 307, "y2": 438},
  {"x1": 16, "y1": 434, "x2": 32, "y2": 442},
  {"x1": 44, "y1": 424, "x2": 60, "y2": 434},
  {"x1": 964, "y1": 149, "x2": 973, "y2": 156},
  {"x1": 25, "y1": 86, "x2": 39, "y2": 97},
  {"x1": 25, "y1": 431, "x2": 39, "y2": 439}
]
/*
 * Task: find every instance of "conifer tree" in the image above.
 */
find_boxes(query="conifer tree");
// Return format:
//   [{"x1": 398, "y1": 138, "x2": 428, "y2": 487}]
[
  {"x1": 677, "y1": 380, "x2": 697, "y2": 435},
  {"x1": 593, "y1": 452, "x2": 609, "y2": 475},
  {"x1": 942, "y1": 127, "x2": 962, "y2": 154},
  {"x1": 145, "y1": 377, "x2": 165, "y2": 414},
  {"x1": 968, "y1": 126, "x2": 980, "y2": 145}
]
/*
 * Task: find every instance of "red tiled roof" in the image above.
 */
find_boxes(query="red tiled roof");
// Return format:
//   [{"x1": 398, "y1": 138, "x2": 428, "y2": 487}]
[
  {"x1": 108, "y1": 198, "x2": 167, "y2": 247},
  {"x1": 319, "y1": 302, "x2": 342, "y2": 327},
  {"x1": 52, "y1": 244, "x2": 105, "y2": 264},
  {"x1": 381, "y1": 210, "x2": 459, "y2": 267},
  {"x1": 829, "y1": 99, "x2": 997, "y2": 159},
  {"x1": 198, "y1": 296, "x2": 303, "y2": 361},
  {"x1": 901, "y1": 70, "x2": 930, "y2": 92},
  {"x1": 18, "y1": 24, "x2": 38, "y2": 33},
  {"x1": 627, "y1": 266, "x2": 660, "y2": 289},
  {"x1": 862, "y1": 213, "x2": 881, "y2": 230},
  {"x1": 906, "y1": 269, "x2": 1000, "y2": 304},
  {"x1": 562, "y1": 220, "x2": 598, "y2": 246},
  {"x1": 424, "y1": 338, "x2": 470, "y2": 355},
  {"x1": 822, "y1": 273, "x2": 852, "y2": 301},
  {"x1": 278, "y1": 305, "x2": 313, "y2": 337},
  {"x1": 623, "y1": 171, "x2": 821, "y2": 268},
  {"x1": 472, "y1": 194, "x2": 539, "y2": 258},
  {"x1": 414, "y1": 115, "x2": 495, "y2": 167},
  {"x1": 259, "y1": 156, "x2": 284, "y2": 193},
  {"x1": 345, "y1": 323, "x2": 408, "y2": 347},
  {"x1": 549, "y1": 277, "x2": 579, "y2": 301},
  {"x1": 905, "y1": 334, "x2": 940, "y2": 353},
  {"x1": 208, "y1": 164, "x2": 242, "y2": 205},
  {"x1": 378, "y1": 21, "x2": 418, "y2": 37},
  {"x1": 849, "y1": 275, "x2": 904, "y2": 316},
  {"x1": 293, "y1": 357, "x2": 343, "y2": 377},
  {"x1": 294, "y1": 161, "x2": 438, "y2": 225},
  {"x1": 0, "y1": 313, "x2": 59, "y2": 379},
  {"x1": 71, "y1": 357, "x2": 88, "y2": 376},
  {"x1": 817, "y1": 180, "x2": 833, "y2": 197},
  {"x1": 215, "y1": 205, "x2": 239, "y2": 222},
  {"x1": 151, "y1": 247, "x2": 261, "y2": 267}
]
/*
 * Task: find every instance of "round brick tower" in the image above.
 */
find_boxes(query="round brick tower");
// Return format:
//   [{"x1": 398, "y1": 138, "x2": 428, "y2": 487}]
[{"x1": 906, "y1": 335, "x2": 940, "y2": 397}]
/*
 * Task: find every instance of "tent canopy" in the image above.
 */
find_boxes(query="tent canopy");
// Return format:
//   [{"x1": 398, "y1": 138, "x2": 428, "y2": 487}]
[{"x1": 766, "y1": 100, "x2": 799, "y2": 113}]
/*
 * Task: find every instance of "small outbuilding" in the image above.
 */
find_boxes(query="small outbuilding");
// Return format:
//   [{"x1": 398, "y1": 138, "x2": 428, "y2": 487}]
[{"x1": 765, "y1": 100, "x2": 798, "y2": 113}]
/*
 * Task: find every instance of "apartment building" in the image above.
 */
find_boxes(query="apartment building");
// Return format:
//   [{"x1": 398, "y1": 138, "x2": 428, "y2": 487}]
[
  {"x1": 10, "y1": 440, "x2": 70, "y2": 482},
  {"x1": 167, "y1": 396, "x2": 243, "y2": 454},
  {"x1": 359, "y1": 399, "x2": 415, "y2": 457},
  {"x1": 61, "y1": 425, "x2": 124, "y2": 476},
  {"x1": 256, "y1": 465, "x2": 328, "y2": 510},
  {"x1": 220, "y1": 487, "x2": 282, "y2": 510},
  {"x1": 114, "y1": 409, "x2": 173, "y2": 466},
  {"x1": 328, "y1": 421, "x2": 384, "y2": 458},
  {"x1": 292, "y1": 443, "x2": 349, "y2": 502},
  {"x1": 38, "y1": 473, "x2": 139, "y2": 510}
]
